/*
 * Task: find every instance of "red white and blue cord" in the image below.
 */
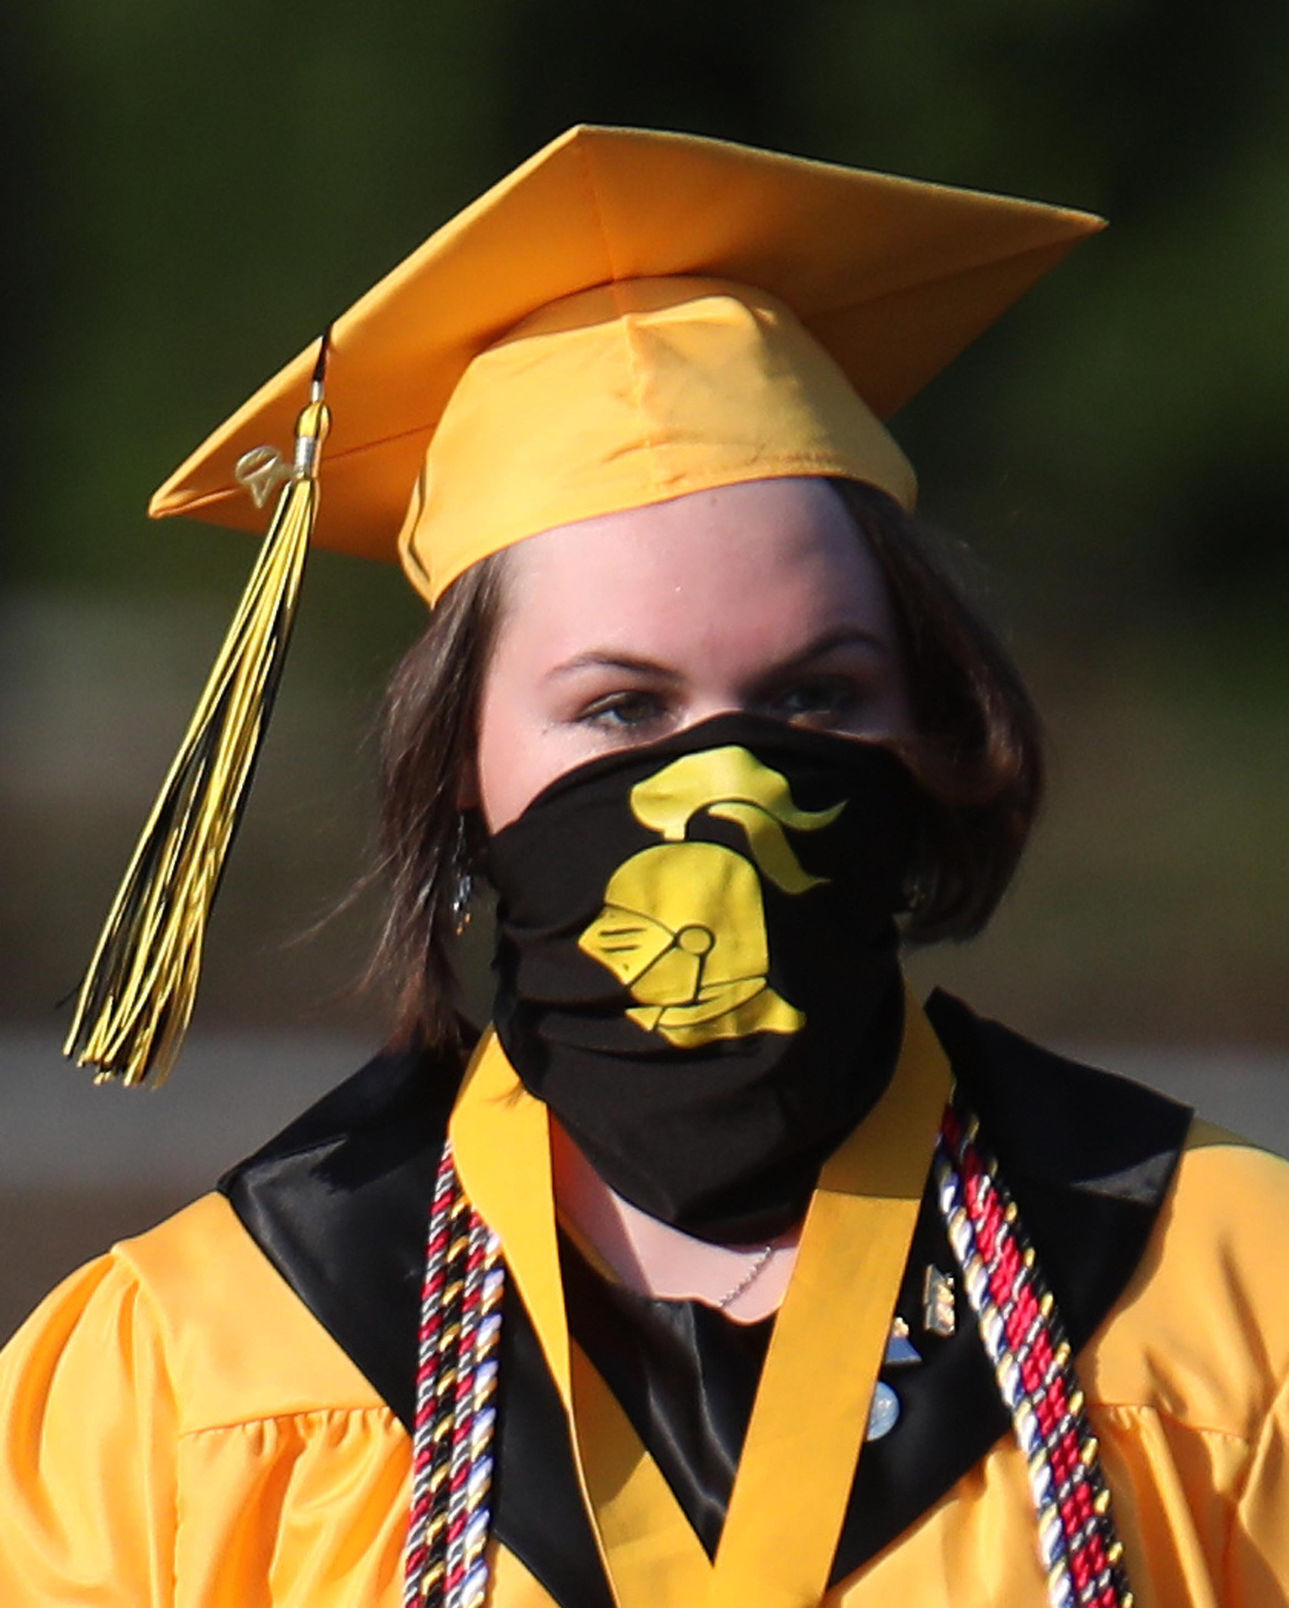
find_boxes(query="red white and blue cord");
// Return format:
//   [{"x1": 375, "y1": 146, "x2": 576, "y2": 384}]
[
  {"x1": 403, "y1": 1140, "x2": 504, "y2": 1608},
  {"x1": 935, "y1": 1104, "x2": 1134, "y2": 1608}
]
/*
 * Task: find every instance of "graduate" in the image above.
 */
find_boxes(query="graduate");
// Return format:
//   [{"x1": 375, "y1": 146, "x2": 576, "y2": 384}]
[{"x1": 2, "y1": 126, "x2": 1287, "y2": 1608}]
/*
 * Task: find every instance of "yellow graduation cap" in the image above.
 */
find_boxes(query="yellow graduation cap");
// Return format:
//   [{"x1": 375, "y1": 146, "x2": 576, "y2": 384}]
[{"x1": 68, "y1": 124, "x2": 1104, "y2": 1085}]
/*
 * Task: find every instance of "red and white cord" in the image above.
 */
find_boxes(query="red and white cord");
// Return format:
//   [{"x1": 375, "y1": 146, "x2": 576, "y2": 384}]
[{"x1": 935, "y1": 1104, "x2": 1134, "y2": 1608}]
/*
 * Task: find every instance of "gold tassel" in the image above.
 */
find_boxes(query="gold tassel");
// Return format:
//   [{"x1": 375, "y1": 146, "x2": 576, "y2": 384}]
[{"x1": 65, "y1": 339, "x2": 332, "y2": 1087}]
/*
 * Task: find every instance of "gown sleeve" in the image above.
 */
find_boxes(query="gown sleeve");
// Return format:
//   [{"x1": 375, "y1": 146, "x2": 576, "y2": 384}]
[
  {"x1": 0, "y1": 1250, "x2": 178, "y2": 1607},
  {"x1": 1228, "y1": 1368, "x2": 1289, "y2": 1606}
]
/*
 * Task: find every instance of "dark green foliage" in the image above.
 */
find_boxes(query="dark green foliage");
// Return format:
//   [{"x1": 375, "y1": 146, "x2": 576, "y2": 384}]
[{"x1": 6, "y1": 1, "x2": 1287, "y2": 1043}]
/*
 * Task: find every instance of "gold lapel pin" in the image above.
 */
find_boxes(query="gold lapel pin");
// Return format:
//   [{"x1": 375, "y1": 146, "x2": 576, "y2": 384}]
[{"x1": 923, "y1": 1266, "x2": 956, "y2": 1338}]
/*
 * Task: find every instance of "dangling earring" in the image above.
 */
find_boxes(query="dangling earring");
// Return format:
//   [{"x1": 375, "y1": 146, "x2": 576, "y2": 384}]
[
  {"x1": 901, "y1": 843, "x2": 931, "y2": 917},
  {"x1": 449, "y1": 815, "x2": 475, "y2": 936}
]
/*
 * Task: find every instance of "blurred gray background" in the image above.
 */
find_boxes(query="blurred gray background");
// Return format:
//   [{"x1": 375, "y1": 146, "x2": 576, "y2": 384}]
[{"x1": 4, "y1": 0, "x2": 1287, "y2": 1340}]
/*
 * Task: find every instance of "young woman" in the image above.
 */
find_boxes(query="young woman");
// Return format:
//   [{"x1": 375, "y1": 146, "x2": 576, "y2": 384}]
[{"x1": 2, "y1": 125, "x2": 1286, "y2": 1608}]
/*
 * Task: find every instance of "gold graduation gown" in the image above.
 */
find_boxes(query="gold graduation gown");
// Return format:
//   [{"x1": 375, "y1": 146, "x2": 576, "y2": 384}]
[{"x1": 1, "y1": 992, "x2": 1288, "y2": 1607}]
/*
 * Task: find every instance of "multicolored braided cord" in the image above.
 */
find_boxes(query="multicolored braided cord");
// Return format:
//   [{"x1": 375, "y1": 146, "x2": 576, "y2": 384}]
[
  {"x1": 403, "y1": 1139, "x2": 504, "y2": 1608},
  {"x1": 935, "y1": 1104, "x2": 1134, "y2": 1608},
  {"x1": 405, "y1": 1106, "x2": 1135, "y2": 1608}
]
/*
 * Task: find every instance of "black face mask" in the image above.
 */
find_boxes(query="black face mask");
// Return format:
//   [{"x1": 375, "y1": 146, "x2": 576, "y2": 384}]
[{"x1": 485, "y1": 714, "x2": 920, "y2": 1244}]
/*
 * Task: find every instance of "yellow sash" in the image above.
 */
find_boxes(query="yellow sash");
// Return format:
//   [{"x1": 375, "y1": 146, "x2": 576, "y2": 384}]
[{"x1": 450, "y1": 984, "x2": 951, "y2": 1608}]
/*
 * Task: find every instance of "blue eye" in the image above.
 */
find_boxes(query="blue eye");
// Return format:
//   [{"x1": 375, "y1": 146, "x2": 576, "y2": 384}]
[
  {"x1": 770, "y1": 679, "x2": 861, "y2": 723},
  {"x1": 579, "y1": 691, "x2": 670, "y2": 730}
]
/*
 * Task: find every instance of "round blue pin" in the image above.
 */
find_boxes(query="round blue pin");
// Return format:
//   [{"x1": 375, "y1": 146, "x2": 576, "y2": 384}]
[{"x1": 866, "y1": 1381, "x2": 901, "y2": 1441}]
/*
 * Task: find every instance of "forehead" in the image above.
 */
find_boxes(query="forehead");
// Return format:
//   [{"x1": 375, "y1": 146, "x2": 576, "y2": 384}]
[{"x1": 496, "y1": 477, "x2": 900, "y2": 661}]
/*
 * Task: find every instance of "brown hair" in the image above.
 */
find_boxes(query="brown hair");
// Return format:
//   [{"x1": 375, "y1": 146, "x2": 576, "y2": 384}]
[
  {"x1": 833, "y1": 482, "x2": 1044, "y2": 941},
  {"x1": 372, "y1": 481, "x2": 1043, "y2": 1048},
  {"x1": 371, "y1": 552, "x2": 508, "y2": 1051}
]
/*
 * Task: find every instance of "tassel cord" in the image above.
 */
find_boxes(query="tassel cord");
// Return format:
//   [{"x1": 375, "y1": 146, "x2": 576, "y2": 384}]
[
  {"x1": 65, "y1": 395, "x2": 328, "y2": 1086},
  {"x1": 71, "y1": 482, "x2": 312, "y2": 1071}
]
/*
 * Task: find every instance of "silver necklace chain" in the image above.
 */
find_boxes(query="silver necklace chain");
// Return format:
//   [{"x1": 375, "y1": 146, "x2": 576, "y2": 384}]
[{"x1": 716, "y1": 1243, "x2": 776, "y2": 1309}]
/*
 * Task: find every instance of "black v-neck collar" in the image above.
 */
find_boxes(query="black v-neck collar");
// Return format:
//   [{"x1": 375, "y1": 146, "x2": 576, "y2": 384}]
[
  {"x1": 220, "y1": 1031, "x2": 617, "y2": 1608},
  {"x1": 219, "y1": 994, "x2": 1191, "y2": 1604}
]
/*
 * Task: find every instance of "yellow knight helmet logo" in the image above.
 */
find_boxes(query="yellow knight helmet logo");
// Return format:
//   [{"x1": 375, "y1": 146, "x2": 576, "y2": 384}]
[{"x1": 577, "y1": 747, "x2": 845, "y2": 1048}]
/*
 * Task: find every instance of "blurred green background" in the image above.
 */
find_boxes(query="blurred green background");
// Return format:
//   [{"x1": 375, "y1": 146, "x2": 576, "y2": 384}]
[{"x1": 2, "y1": 0, "x2": 1287, "y2": 1331}]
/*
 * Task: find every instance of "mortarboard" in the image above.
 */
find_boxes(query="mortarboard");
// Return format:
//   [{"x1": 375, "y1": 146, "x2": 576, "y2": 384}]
[{"x1": 66, "y1": 124, "x2": 1104, "y2": 1085}]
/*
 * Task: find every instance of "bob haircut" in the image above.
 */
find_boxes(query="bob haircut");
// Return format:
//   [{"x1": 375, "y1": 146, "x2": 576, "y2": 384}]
[{"x1": 373, "y1": 481, "x2": 1044, "y2": 1050}]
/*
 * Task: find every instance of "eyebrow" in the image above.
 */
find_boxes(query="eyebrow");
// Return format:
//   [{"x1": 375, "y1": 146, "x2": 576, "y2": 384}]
[
  {"x1": 764, "y1": 625, "x2": 892, "y2": 676},
  {"x1": 544, "y1": 626, "x2": 891, "y2": 684},
  {"x1": 544, "y1": 651, "x2": 684, "y2": 684}
]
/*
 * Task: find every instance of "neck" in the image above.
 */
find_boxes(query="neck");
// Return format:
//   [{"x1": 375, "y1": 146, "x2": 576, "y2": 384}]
[{"x1": 550, "y1": 1118, "x2": 800, "y2": 1324}]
